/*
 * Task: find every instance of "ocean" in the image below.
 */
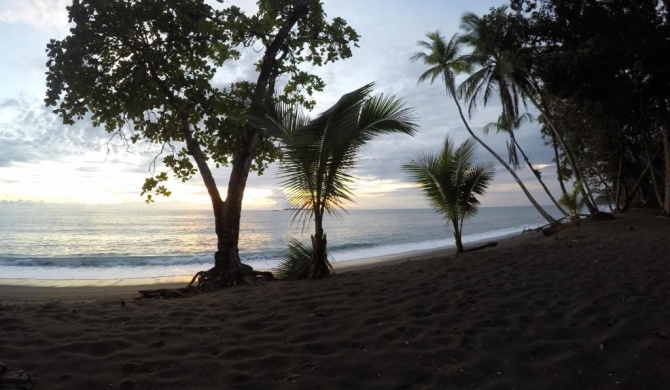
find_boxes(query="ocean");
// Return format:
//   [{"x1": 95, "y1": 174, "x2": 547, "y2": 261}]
[{"x1": 0, "y1": 204, "x2": 559, "y2": 283}]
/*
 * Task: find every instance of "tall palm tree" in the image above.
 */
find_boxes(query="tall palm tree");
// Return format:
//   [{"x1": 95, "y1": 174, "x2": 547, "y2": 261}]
[
  {"x1": 256, "y1": 83, "x2": 417, "y2": 278},
  {"x1": 457, "y1": 6, "x2": 599, "y2": 213},
  {"x1": 411, "y1": 31, "x2": 557, "y2": 224},
  {"x1": 403, "y1": 137, "x2": 494, "y2": 253},
  {"x1": 483, "y1": 113, "x2": 569, "y2": 217}
]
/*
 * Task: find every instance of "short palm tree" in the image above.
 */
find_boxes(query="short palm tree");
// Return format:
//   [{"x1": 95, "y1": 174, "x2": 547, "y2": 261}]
[
  {"x1": 559, "y1": 181, "x2": 586, "y2": 225},
  {"x1": 403, "y1": 137, "x2": 494, "y2": 253},
  {"x1": 256, "y1": 83, "x2": 417, "y2": 278},
  {"x1": 411, "y1": 31, "x2": 557, "y2": 224}
]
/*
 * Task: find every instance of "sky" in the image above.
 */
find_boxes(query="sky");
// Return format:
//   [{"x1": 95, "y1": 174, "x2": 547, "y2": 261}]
[{"x1": 0, "y1": 0, "x2": 565, "y2": 211}]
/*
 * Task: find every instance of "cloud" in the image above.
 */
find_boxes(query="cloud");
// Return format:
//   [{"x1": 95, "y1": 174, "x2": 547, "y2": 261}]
[
  {"x1": 0, "y1": 97, "x2": 111, "y2": 167},
  {"x1": 0, "y1": 0, "x2": 71, "y2": 35},
  {"x1": 0, "y1": 0, "x2": 567, "y2": 209}
]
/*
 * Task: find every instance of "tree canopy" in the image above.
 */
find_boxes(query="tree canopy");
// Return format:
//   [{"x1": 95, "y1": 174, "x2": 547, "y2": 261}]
[
  {"x1": 45, "y1": 0, "x2": 360, "y2": 201},
  {"x1": 45, "y1": 0, "x2": 361, "y2": 288},
  {"x1": 507, "y1": 0, "x2": 670, "y2": 213}
]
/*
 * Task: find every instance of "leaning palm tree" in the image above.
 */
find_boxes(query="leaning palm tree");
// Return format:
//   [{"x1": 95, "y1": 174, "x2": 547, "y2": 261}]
[
  {"x1": 256, "y1": 83, "x2": 417, "y2": 278},
  {"x1": 411, "y1": 31, "x2": 557, "y2": 224},
  {"x1": 457, "y1": 6, "x2": 599, "y2": 212},
  {"x1": 483, "y1": 113, "x2": 569, "y2": 217},
  {"x1": 403, "y1": 136, "x2": 494, "y2": 253}
]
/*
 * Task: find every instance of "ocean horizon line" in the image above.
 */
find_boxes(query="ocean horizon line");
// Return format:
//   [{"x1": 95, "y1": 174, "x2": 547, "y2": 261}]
[{"x1": 0, "y1": 202, "x2": 561, "y2": 212}]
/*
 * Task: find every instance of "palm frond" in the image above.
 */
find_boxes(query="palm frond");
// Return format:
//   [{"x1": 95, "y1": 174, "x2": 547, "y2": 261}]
[
  {"x1": 274, "y1": 237, "x2": 313, "y2": 280},
  {"x1": 411, "y1": 31, "x2": 470, "y2": 98},
  {"x1": 559, "y1": 181, "x2": 586, "y2": 218},
  {"x1": 249, "y1": 97, "x2": 309, "y2": 139},
  {"x1": 456, "y1": 5, "x2": 531, "y2": 127}
]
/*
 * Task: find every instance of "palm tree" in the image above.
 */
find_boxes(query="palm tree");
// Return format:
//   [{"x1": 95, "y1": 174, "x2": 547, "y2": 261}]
[
  {"x1": 403, "y1": 137, "x2": 494, "y2": 253},
  {"x1": 411, "y1": 31, "x2": 557, "y2": 224},
  {"x1": 483, "y1": 113, "x2": 569, "y2": 217},
  {"x1": 457, "y1": 6, "x2": 599, "y2": 213},
  {"x1": 457, "y1": 6, "x2": 531, "y2": 125},
  {"x1": 256, "y1": 83, "x2": 417, "y2": 278},
  {"x1": 559, "y1": 181, "x2": 586, "y2": 225}
]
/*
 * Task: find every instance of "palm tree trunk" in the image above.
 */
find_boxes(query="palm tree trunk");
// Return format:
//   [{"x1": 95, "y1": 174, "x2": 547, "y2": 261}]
[
  {"x1": 643, "y1": 136, "x2": 663, "y2": 208},
  {"x1": 614, "y1": 153, "x2": 624, "y2": 212},
  {"x1": 511, "y1": 133, "x2": 569, "y2": 217},
  {"x1": 448, "y1": 85, "x2": 557, "y2": 224},
  {"x1": 452, "y1": 219, "x2": 464, "y2": 253},
  {"x1": 659, "y1": 98, "x2": 670, "y2": 215},
  {"x1": 550, "y1": 132, "x2": 571, "y2": 201},
  {"x1": 526, "y1": 93, "x2": 599, "y2": 213},
  {"x1": 592, "y1": 170, "x2": 615, "y2": 212},
  {"x1": 309, "y1": 210, "x2": 330, "y2": 278},
  {"x1": 625, "y1": 164, "x2": 652, "y2": 208},
  {"x1": 661, "y1": 124, "x2": 670, "y2": 215}
]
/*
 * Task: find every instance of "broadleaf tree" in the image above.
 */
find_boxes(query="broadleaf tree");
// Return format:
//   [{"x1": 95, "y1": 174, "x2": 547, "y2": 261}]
[{"x1": 45, "y1": 0, "x2": 360, "y2": 289}]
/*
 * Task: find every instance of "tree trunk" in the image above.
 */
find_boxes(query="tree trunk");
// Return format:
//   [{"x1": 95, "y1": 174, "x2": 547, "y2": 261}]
[
  {"x1": 662, "y1": 125, "x2": 670, "y2": 215},
  {"x1": 643, "y1": 136, "x2": 663, "y2": 208},
  {"x1": 452, "y1": 219, "x2": 464, "y2": 253},
  {"x1": 512, "y1": 133, "x2": 569, "y2": 217},
  {"x1": 550, "y1": 132, "x2": 570, "y2": 201},
  {"x1": 593, "y1": 170, "x2": 614, "y2": 212},
  {"x1": 661, "y1": 99, "x2": 670, "y2": 215},
  {"x1": 204, "y1": 0, "x2": 312, "y2": 283},
  {"x1": 614, "y1": 153, "x2": 624, "y2": 212},
  {"x1": 624, "y1": 164, "x2": 651, "y2": 209},
  {"x1": 448, "y1": 84, "x2": 557, "y2": 224},
  {"x1": 308, "y1": 211, "x2": 331, "y2": 278},
  {"x1": 212, "y1": 127, "x2": 259, "y2": 285},
  {"x1": 528, "y1": 93, "x2": 599, "y2": 214},
  {"x1": 309, "y1": 231, "x2": 330, "y2": 278},
  {"x1": 454, "y1": 231, "x2": 464, "y2": 253}
]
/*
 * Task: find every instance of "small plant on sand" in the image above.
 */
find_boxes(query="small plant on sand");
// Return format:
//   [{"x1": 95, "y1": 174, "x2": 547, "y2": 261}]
[
  {"x1": 404, "y1": 136, "x2": 494, "y2": 253},
  {"x1": 559, "y1": 181, "x2": 586, "y2": 225}
]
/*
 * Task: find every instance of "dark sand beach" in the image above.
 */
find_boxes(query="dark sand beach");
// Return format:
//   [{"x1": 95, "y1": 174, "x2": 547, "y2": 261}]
[{"x1": 1, "y1": 209, "x2": 669, "y2": 389}]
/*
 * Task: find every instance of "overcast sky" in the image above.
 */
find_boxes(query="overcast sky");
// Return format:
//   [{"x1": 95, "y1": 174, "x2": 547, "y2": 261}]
[{"x1": 0, "y1": 0, "x2": 565, "y2": 212}]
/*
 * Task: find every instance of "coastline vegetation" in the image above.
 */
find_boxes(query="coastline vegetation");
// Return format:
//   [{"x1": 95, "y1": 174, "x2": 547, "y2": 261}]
[{"x1": 43, "y1": 0, "x2": 670, "y2": 288}]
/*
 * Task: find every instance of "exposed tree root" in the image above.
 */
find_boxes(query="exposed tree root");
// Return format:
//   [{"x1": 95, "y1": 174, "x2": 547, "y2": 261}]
[{"x1": 137, "y1": 263, "x2": 276, "y2": 299}]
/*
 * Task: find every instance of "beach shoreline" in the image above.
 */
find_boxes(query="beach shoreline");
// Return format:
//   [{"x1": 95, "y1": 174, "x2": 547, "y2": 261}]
[
  {"x1": 0, "y1": 230, "x2": 534, "y2": 302},
  {"x1": 2, "y1": 209, "x2": 669, "y2": 389}
]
